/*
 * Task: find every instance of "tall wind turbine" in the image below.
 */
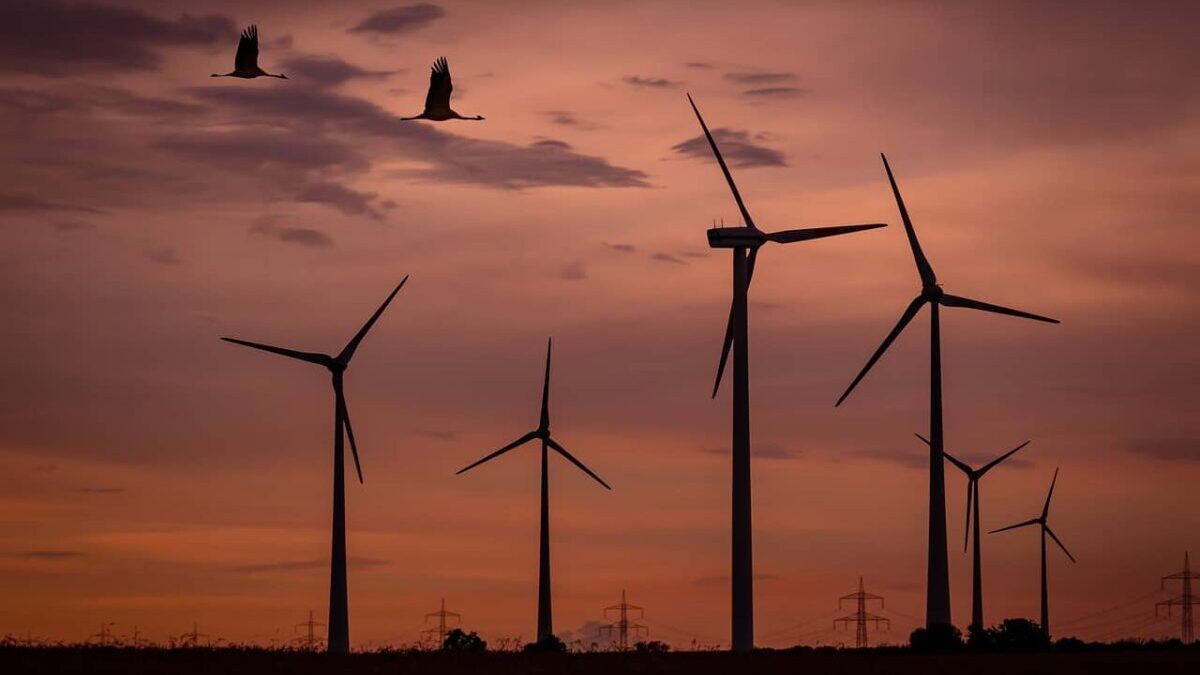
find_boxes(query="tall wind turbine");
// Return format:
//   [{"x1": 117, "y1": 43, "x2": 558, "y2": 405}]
[
  {"x1": 836, "y1": 154, "x2": 1059, "y2": 628},
  {"x1": 991, "y1": 468, "x2": 1075, "y2": 638},
  {"x1": 456, "y1": 338, "x2": 610, "y2": 645},
  {"x1": 221, "y1": 276, "x2": 408, "y2": 653},
  {"x1": 687, "y1": 93, "x2": 886, "y2": 651},
  {"x1": 917, "y1": 433, "x2": 1030, "y2": 630}
]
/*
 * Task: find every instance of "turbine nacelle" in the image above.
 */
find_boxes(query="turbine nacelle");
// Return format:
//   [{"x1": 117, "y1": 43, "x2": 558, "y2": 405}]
[{"x1": 707, "y1": 226, "x2": 762, "y2": 249}]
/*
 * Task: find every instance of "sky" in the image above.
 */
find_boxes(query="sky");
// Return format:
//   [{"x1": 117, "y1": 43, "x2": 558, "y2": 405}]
[{"x1": 0, "y1": 0, "x2": 1197, "y2": 650}]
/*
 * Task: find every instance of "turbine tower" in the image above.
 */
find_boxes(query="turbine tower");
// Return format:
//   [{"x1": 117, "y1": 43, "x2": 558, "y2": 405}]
[
  {"x1": 836, "y1": 155, "x2": 1058, "y2": 628},
  {"x1": 457, "y1": 338, "x2": 610, "y2": 645},
  {"x1": 991, "y1": 468, "x2": 1075, "y2": 638},
  {"x1": 687, "y1": 93, "x2": 886, "y2": 651},
  {"x1": 221, "y1": 277, "x2": 408, "y2": 653},
  {"x1": 917, "y1": 433, "x2": 1030, "y2": 630}
]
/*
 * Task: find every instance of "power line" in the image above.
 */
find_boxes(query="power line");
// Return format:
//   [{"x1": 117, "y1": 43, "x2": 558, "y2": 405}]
[
  {"x1": 599, "y1": 589, "x2": 647, "y2": 650},
  {"x1": 834, "y1": 576, "x2": 889, "y2": 648},
  {"x1": 1157, "y1": 551, "x2": 1197, "y2": 644},
  {"x1": 421, "y1": 598, "x2": 460, "y2": 648}
]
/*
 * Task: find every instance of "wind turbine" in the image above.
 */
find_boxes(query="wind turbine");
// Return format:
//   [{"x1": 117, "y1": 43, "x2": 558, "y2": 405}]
[
  {"x1": 220, "y1": 276, "x2": 408, "y2": 653},
  {"x1": 991, "y1": 468, "x2": 1075, "y2": 639},
  {"x1": 456, "y1": 338, "x2": 609, "y2": 645},
  {"x1": 686, "y1": 93, "x2": 886, "y2": 651},
  {"x1": 836, "y1": 154, "x2": 1058, "y2": 628},
  {"x1": 916, "y1": 433, "x2": 1030, "y2": 630}
]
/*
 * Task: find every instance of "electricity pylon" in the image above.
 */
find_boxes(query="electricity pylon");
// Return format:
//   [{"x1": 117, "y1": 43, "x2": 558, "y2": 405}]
[
  {"x1": 181, "y1": 622, "x2": 209, "y2": 648},
  {"x1": 1157, "y1": 551, "x2": 1197, "y2": 644},
  {"x1": 600, "y1": 589, "x2": 647, "y2": 650},
  {"x1": 421, "y1": 598, "x2": 461, "y2": 648},
  {"x1": 834, "y1": 577, "x2": 889, "y2": 648},
  {"x1": 295, "y1": 610, "x2": 326, "y2": 651},
  {"x1": 90, "y1": 622, "x2": 116, "y2": 646}
]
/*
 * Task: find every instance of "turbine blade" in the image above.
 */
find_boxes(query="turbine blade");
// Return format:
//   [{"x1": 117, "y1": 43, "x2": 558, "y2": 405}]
[
  {"x1": 978, "y1": 440, "x2": 1031, "y2": 475},
  {"x1": 547, "y1": 437, "x2": 611, "y2": 490},
  {"x1": 913, "y1": 432, "x2": 973, "y2": 474},
  {"x1": 220, "y1": 337, "x2": 330, "y2": 366},
  {"x1": 456, "y1": 431, "x2": 539, "y2": 475},
  {"x1": 540, "y1": 338, "x2": 552, "y2": 429},
  {"x1": 940, "y1": 293, "x2": 1059, "y2": 324},
  {"x1": 835, "y1": 295, "x2": 926, "y2": 406},
  {"x1": 686, "y1": 93, "x2": 755, "y2": 229},
  {"x1": 337, "y1": 276, "x2": 409, "y2": 363},
  {"x1": 964, "y1": 479, "x2": 974, "y2": 552},
  {"x1": 881, "y1": 154, "x2": 936, "y2": 285},
  {"x1": 989, "y1": 517, "x2": 1040, "y2": 534},
  {"x1": 338, "y1": 388, "x2": 364, "y2": 484},
  {"x1": 763, "y1": 223, "x2": 886, "y2": 244},
  {"x1": 1044, "y1": 525, "x2": 1076, "y2": 563},
  {"x1": 1042, "y1": 467, "x2": 1059, "y2": 520},
  {"x1": 712, "y1": 248, "x2": 758, "y2": 398}
]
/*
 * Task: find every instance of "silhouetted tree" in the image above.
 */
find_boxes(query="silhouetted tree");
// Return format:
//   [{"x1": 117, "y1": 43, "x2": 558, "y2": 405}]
[
  {"x1": 909, "y1": 623, "x2": 962, "y2": 651},
  {"x1": 442, "y1": 628, "x2": 487, "y2": 653},
  {"x1": 634, "y1": 640, "x2": 670, "y2": 653},
  {"x1": 522, "y1": 634, "x2": 566, "y2": 653},
  {"x1": 989, "y1": 618, "x2": 1049, "y2": 651}
]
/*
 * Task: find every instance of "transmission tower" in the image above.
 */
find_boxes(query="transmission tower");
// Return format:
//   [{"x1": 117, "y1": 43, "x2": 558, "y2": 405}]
[
  {"x1": 834, "y1": 577, "x2": 889, "y2": 648},
  {"x1": 181, "y1": 622, "x2": 209, "y2": 648},
  {"x1": 90, "y1": 622, "x2": 116, "y2": 646},
  {"x1": 421, "y1": 598, "x2": 461, "y2": 647},
  {"x1": 1157, "y1": 551, "x2": 1197, "y2": 644},
  {"x1": 599, "y1": 589, "x2": 648, "y2": 650},
  {"x1": 295, "y1": 610, "x2": 326, "y2": 651}
]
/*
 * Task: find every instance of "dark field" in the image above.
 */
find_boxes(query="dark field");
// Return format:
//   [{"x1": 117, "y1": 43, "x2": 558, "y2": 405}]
[{"x1": 3, "y1": 647, "x2": 1199, "y2": 675}]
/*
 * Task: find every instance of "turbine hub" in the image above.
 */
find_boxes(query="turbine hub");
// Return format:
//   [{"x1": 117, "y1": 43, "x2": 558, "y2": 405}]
[{"x1": 923, "y1": 284, "x2": 944, "y2": 302}]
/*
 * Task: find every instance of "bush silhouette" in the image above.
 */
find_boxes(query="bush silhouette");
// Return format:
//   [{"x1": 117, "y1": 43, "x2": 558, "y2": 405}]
[
  {"x1": 633, "y1": 640, "x2": 670, "y2": 653},
  {"x1": 522, "y1": 634, "x2": 566, "y2": 653},
  {"x1": 988, "y1": 618, "x2": 1049, "y2": 651},
  {"x1": 442, "y1": 628, "x2": 487, "y2": 653},
  {"x1": 909, "y1": 623, "x2": 963, "y2": 651}
]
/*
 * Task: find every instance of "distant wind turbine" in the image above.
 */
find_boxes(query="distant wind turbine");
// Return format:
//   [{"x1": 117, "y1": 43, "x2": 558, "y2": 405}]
[
  {"x1": 917, "y1": 433, "x2": 1030, "y2": 630},
  {"x1": 220, "y1": 277, "x2": 408, "y2": 653},
  {"x1": 401, "y1": 57, "x2": 484, "y2": 121},
  {"x1": 456, "y1": 338, "x2": 609, "y2": 645},
  {"x1": 686, "y1": 93, "x2": 885, "y2": 651},
  {"x1": 211, "y1": 25, "x2": 287, "y2": 79},
  {"x1": 836, "y1": 154, "x2": 1058, "y2": 629},
  {"x1": 991, "y1": 468, "x2": 1076, "y2": 639}
]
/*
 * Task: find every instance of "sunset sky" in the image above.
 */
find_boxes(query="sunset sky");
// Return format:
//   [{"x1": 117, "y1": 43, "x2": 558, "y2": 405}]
[{"x1": 0, "y1": 0, "x2": 1197, "y2": 649}]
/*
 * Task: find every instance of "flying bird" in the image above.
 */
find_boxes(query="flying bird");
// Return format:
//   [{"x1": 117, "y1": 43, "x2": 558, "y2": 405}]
[
  {"x1": 401, "y1": 57, "x2": 484, "y2": 121},
  {"x1": 211, "y1": 25, "x2": 287, "y2": 79}
]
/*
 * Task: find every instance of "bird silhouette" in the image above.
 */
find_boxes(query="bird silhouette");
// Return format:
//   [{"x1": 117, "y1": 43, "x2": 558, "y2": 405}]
[
  {"x1": 401, "y1": 57, "x2": 484, "y2": 121},
  {"x1": 211, "y1": 25, "x2": 287, "y2": 79}
]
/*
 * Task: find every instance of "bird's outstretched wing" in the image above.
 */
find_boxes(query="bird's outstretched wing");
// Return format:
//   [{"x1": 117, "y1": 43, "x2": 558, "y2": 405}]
[
  {"x1": 425, "y1": 57, "x2": 453, "y2": 114},
  {"x1": 235, "y1": 25, "x2": 259, "y2": 72}
]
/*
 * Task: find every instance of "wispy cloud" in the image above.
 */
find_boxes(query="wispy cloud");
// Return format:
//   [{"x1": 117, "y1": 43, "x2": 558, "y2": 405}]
[
  {"x1": 296, "y1": 181, "x2": 384, "y2": 220},
  {"x1": 704, "y1": 443, "x2": 799, "y2": 460},
  {"x1": 671, "y1": 128, "x2": 787, "y2": 168},
  {"x1": 146, "y1": 246, "x2": 181, "y2": 266},
  {"x1": 0, "y1": 1, "x2": 235, "y2": 75},
  {"x1": 624, "y1": 75, "x2": 680, "y2": 89},
  {"x1": 724, "y1": 71, "x2": 796, "y2": 84},
  {"x1": 651, "y1": 252, "x2": 688, "y2": 265},
  {"x1": 350, "y1": 4, "x2": 446, "y2": 35},
  {"x1": 1126, "y1": 438, "x2": 1200, "y2": 462},
  {"x1": 235, "y1": 556, "x2": 388, "y2": 573},
  {"x1": 544, "y1": 110, "x2": 600, "y2": 130},
  {"x1": 74, "y1": 487, "x2": 127, "y2": 494},
  {"x1": 560, "y1": 261, "x2": 587, "y2": 281},
  {"x1": 250, "y1": 217, "x2": 334, "y2": 248},
  {"x1": 280, "y1": 55, "x2": 395, "y2": 87},
  {"x1": 604, "y1": 242, "x2": 636, "y2": 253},
  {"x1": 744, "y1": 87, "x2": 807, "y2": 99}
]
